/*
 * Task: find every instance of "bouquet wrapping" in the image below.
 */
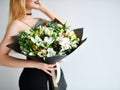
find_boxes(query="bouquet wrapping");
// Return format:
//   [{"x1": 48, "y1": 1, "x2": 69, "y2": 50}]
[
  {"x1": 7, "y1": 18, "x2": 87, "y2": 89},
  {"x1": 7, "y1": 20, "x2": 86, "y2": 63}
]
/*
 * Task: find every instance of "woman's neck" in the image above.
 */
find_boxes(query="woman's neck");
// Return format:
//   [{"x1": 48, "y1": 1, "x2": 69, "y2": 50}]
[
  {"x1": 26, "y1": 9, "x2": 32, "y2": 16},
  {"x1": 22, "y1": 15, "x2": 33, "y2": 21},
  {"x1": 23, "y1": 15, "x2": 33, "y2": 19}
]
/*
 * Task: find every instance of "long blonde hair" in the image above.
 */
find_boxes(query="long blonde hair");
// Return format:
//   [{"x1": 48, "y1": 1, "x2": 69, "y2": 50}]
[{"x1": 8, "y1": 0, "x2": 26, "y2": 27}]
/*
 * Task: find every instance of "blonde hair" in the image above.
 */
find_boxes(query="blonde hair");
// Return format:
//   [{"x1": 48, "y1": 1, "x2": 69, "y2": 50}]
[{"x1": 8, "y1": 0, "x2": 26, "y2": 27}]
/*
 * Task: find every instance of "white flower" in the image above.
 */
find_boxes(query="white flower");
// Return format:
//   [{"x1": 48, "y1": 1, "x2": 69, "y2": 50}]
[
  {"x1": 57, "y1": 37, "x2": 71, "y2": 51},
  {"x1": 35, "y1": 35, "x2": 42, "y2": 42},
  {"x1": 38, "y1": 49, "x2": 47, "y2": 57},
  {"x1": 44, "y1": 37, "x2": 54, "y2": 45},
  {"x1": 65, "y1": 30, "x2": 76, "y2": 38},
  {"x1": 57, "y1": 23, "x2": 63, "y2": 28},
  {"x1": 70, "y1": 42, "x2": 77, "y2": 48},
  {"x1": 56, "y1": 37, "x2": 63, "y2": 44},
  {"x1": 59, "y1": 32, "x2": 64, "y2": 37},
  {"x1": 44, "y1": 27, "x2": 51, "y2": 36},
  {"x1": 61, "y1": 44, "x2": 71, "y2": 52},
  {"x1": 47, "y1": 48, "x2": 56, "y2": 57},
  {"x1": 30, "y1": 35, "x2": 45, "y2": 47},
  {"x1": 39, "y1": 25, "x2": 42, "y2": 29},
  {"x1": 29, "y1": 52, "x2": 34, "y2": 56},
  {"x1": 58, "y1": 51, "x2": 65, "y2": 55},
  {"x1": 25, "y1": 29, "x2": 31, "y2": 34},
  {"x1": 57, "y1": 37, "x2": 70, "y2": 46},
  {"x1": 35, "y1": 35, "x2": 42, "y2": 46},
  {"x1": 36, "y1": 40, "x2": 45, "y2": 47},
  {"x1": 30, "y1": 37, "x2": 35, "y2": 43},
  {"x1": 22, "y1": 51, "x2": 27, "y2": 55}
]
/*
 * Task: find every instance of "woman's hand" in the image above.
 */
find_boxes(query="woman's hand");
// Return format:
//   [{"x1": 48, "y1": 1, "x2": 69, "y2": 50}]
[
  {"x1": 34, "y1": 1, "x2": 47, "y2": 13},
  {"x1": 35, "y1": 62, "x2": 56, "y2": 76}
]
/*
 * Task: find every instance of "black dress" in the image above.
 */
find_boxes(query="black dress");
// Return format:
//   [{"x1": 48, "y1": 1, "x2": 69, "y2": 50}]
[
  {"x1": 19, "y1": 66, "x2": 67, "y2": 90},
  {"x1": 19, "y1": 67, "x2": 49, "y2": 90},
  {"x1": 19, "y1": 19, "x2": 67, "y2": 90}
]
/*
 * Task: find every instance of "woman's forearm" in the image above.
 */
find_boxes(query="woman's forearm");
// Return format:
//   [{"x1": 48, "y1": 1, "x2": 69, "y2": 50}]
[
  {"x1": 0, "y1": 54, "x2": 56, "y2": 76},
  {"x1": 40, "y1": 7, "x2": 65, "y2": 24},
  {"x1": 0, "y1": 55, "x2": 36, "y2": 68},
  {"x1": 45, "y1": 9, "x2": 65, "y2": 24}
]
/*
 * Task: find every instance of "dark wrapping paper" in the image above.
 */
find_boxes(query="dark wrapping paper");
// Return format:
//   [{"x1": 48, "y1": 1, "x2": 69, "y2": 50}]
[{"x1": 7, "y1": 28, "x2": 87, "y2": 64}]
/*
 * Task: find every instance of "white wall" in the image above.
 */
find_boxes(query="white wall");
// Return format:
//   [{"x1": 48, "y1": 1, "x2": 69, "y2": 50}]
[{"x1": 0, "y1": 0, "x2": 120, "y2": 90}]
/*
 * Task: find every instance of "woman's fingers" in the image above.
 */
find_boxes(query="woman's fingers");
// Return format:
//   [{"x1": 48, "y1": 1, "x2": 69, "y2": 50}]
[
  {"x1": 46, "y1": 67, "x2": 57, "y2": 71},
  {"x1": 43, "y1": 65, "x2": 56, "y2": 76},
  {"x1": 36, "y1": 62, "x2": 57, "y2": 76},
  {"x1": 43, "y1": 69, "x2": 52, "y2": 76},
  {"x1": 48, "y1": 64, "x2": 56, "y2": 68}
]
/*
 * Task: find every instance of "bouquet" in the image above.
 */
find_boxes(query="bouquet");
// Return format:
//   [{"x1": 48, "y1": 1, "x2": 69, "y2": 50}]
[
  {"x1": 7, "y1": 19, "x2": 87, "y2": 64},
  {"x1": 7, "y1": 19, "x2": 87, "y2": 89}
]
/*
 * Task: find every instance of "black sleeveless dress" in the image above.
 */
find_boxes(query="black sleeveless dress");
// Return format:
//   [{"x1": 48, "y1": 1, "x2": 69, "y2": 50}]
[{"x1": 19, "y1": 19, "x2": 67, "y2": 90}]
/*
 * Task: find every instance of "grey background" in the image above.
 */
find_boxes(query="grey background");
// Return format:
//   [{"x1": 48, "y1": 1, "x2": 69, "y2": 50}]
[{"x1": 0, "y1": 0, "x2": 120, "y2": 90}]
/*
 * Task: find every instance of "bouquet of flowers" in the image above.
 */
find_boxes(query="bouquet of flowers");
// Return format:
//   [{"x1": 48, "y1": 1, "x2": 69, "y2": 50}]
[
  {"x1": 7, "y1": 19, "x2": 87, "y2": 64},
  {"x1": 7, "y1": 19, "x2": 87, "y2": 89}
]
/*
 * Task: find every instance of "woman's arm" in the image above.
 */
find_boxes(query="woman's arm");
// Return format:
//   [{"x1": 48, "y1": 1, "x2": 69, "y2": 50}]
[
  {"x1": 37, "y1": 1, "x2": 65, "y2": 24},
  {"x1": 0, "y1": 21, "x2": 55, "y2": 76},
  {"x1": 0, "y1": 21, "x2": 34, "y2": 67}
]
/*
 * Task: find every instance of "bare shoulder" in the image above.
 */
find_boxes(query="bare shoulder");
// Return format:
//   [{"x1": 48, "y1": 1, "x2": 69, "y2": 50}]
[
  {"x1": 7, "y1": 20, "x2": 24, "y2": 35},
  {"x1": 1, "y1": 20, "x2": 24, "y2": 44}
]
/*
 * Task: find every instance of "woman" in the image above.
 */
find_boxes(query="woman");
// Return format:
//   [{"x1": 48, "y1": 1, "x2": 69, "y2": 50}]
[{"x1": 0, "y1": 0, "x2": 67, "y2": 90}]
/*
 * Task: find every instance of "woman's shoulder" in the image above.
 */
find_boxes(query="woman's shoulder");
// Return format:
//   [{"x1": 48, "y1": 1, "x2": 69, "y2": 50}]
[
  {"x1": 7, "y1": 20, "x2": 26, "y2": 36},
  {"x1": 8, "y1": 20, "x2": 24, "y2": 30}
]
